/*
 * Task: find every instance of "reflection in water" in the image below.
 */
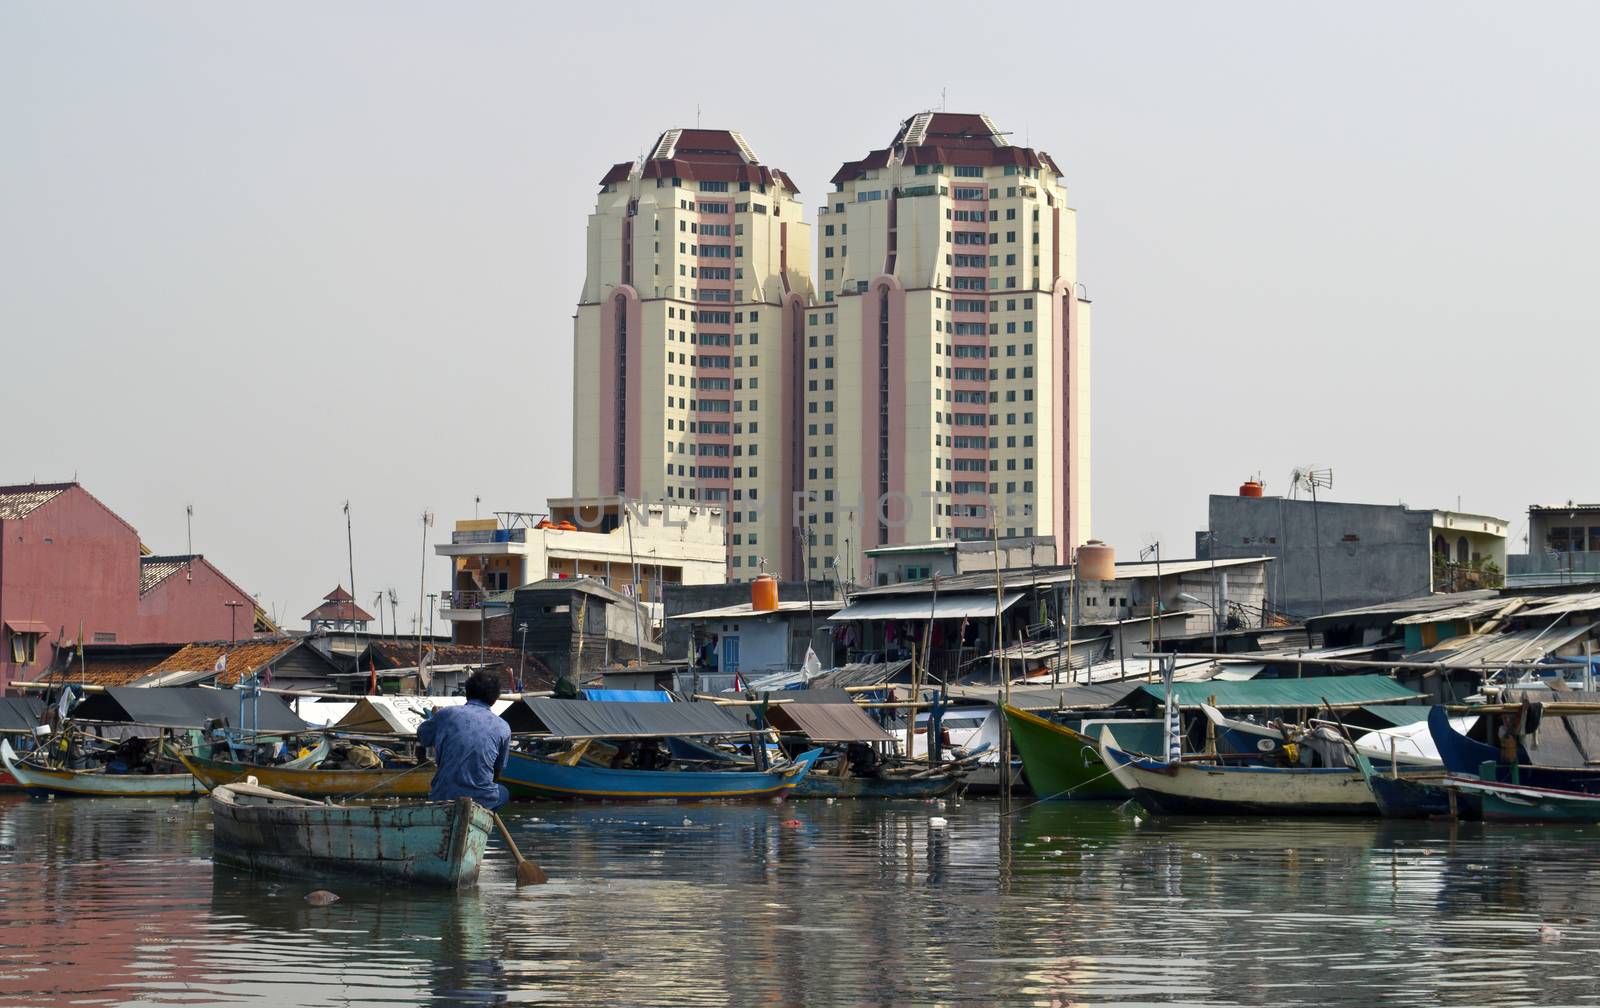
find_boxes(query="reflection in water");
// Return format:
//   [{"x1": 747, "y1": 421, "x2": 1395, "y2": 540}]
[{"x1": 2, "y1": 792, "x2": 1599, "y2": 1006}]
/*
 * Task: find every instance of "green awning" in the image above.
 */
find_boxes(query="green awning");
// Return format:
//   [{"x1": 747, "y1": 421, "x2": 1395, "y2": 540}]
[{"x1": 1129, "y1": 674, "x2": 1424, "y2": 711}]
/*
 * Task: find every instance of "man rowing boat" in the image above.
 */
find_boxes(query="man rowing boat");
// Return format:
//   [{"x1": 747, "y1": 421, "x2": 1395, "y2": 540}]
[{"x1": 417, "y1": 670, "x2": 511, "y2": 810}]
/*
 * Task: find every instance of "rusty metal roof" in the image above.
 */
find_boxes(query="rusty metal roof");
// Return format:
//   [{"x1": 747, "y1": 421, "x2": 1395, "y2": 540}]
[{"x1": 0, "y1": 482, "x2": 73, "y2": 520}]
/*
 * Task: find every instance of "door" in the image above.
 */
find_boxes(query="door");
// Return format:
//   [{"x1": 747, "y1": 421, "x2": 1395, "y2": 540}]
[{"x1": 721, "y1": 636, "x2": 740, "y2": 678}]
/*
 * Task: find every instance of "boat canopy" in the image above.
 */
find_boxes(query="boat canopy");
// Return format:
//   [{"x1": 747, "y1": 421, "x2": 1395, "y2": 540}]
[
  {"x1": 501, "y1": 698, "x2": 755, "y2": 739},
  {"x1": 767, "y1": 702, "x2": 896, "y2": 744},
  {"x1": 69, "y1": 687, "x2": 307, "y2": 732},
  {"x1": 1130, "y1": 674, "x2": 1425, "y2": 711},
  {"x1": 332, "y1": 697, "x2": 515, "y2": 736},
  {"x1": 0, "y1": 697, "x2": 45, "y2": 733}
]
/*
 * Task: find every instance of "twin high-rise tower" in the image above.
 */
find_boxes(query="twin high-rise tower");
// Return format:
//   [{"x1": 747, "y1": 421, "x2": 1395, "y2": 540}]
[{"x1": 572, "y1": 114, "x2": 1091, "y2": 585}]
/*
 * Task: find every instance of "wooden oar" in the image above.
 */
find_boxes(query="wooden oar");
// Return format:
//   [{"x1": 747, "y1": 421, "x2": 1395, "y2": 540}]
[{"x1": 491, "y1": 811, "x2": 548, "y2": 886}]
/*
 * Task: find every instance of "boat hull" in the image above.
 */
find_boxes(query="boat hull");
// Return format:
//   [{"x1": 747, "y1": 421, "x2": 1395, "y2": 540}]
[
  {"x1": 790, "y1": 771, "x2": 959, "y2": 799},
  {"x1": 1003, "y1": 706, "x2": 1128, "y2": 801},
  {"x1": 210, "y1": 783, "x2": 491, "y2": 887},
  {"x1": 1444, "y1": 777, "x2": 1600, "y2": 823},
  {"x1": 1099, "y1": 736, "x2": 1378, "y2": 816},
  {"x1": 1, "y1": 739, "x2": 201, "y2": 798},
  {"x1": 500, "y1": 748, "x2": 820, "y2": 801},
  {"x1": 179, "y1": 750, "x2": 434, "y2": 799}
]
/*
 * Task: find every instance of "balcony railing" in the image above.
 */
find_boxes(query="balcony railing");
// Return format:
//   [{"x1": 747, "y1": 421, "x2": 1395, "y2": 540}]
[
  {"x1": 450, "y1": 528, "x2": 527, "y2": 545},
  {"x1": 441, "y1": 589, "x2": 507, "y2": 610}
]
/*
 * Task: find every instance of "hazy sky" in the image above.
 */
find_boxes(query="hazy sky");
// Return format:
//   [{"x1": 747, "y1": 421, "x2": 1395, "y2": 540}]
[{"x1": 4, "y1": 2, "x2": 1596, "y2": 630}]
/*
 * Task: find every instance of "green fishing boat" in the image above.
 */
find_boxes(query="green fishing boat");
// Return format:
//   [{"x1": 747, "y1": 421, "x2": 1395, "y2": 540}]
[{"x1": 1003, "y1": 706, "x2": 1163, "y2": 801}]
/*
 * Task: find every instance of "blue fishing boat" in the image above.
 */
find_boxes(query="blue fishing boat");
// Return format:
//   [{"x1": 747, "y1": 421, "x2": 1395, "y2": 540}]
[
  {"x1": 1429, "y1": 704, "x2": 1600, "y2": 794},
  {"x1": 1442, "y1": 776, "x2": 1600, "y2": 823},
  {"x1": 500, "y1": 747, "x2": 820, "y2": 801},
  {"x1": 496, "y1": 696, "x2": 821, "y2": 801}
]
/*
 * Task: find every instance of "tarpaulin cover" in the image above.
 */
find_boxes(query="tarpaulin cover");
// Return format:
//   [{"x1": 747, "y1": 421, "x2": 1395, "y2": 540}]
[
  {"x1": 1129, "y1": 674, "x2": 1423, "y2": 711},
  {"x1": 581, "y1": 689, "x2": 673, "y2": 703},
  {"x1": 502, "y1": 698, "x2": 755, "y2": 738},
  {"x1": 767, "y1": 702, "x2": 896, "y2": 743},
  {"x1": 0, "y1": 697, "x2": 44, "y2": 732},
  {"x1": 69, "y1": 687, "x2": 308, "y2": 732}
]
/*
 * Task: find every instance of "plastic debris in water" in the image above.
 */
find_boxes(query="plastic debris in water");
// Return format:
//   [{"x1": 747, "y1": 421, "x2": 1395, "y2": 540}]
[
  {"x1": 305, "y1": 890, "x2": 340, "y2": 906},
  {"x1": 682, "y1": 818, "x2": 693, "y2": 826},
  {"x1": 781, "y1": 819, "x2": 803, "y2": 828},
  {"x1": 1540, "y1": 924, "x2": 1562, "y2": 943},
  {"x1": 929, "y1": 817, "x2": 948, "y2": 829}
]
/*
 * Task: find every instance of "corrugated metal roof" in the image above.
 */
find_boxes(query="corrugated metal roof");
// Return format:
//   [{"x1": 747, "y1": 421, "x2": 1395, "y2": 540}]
[
  {"x1": 830, "y1": 592, "x2": 1024, "y2": 621},
  {"x1": 1311, "y1": 590, "x2": 1499, "y2": 623},
  {"x1": 1392, "y1": 597, "x2": 1513, "y2": 626},
  {"x1": 1515, "y1": 593, "x2": 1600, "y2": 619},
  {"x1": 1409, "y1": 622, "x2": 1600, "y2": 668},
  {"x1": 670, "y1": 599, "x2": 845, "y2": 621},
  {"x1": 848, "y1": 556, "x2": 1274, "y2": 598},
  {"x1": 0, "y1": 483, "x2": 72, "y2": 521}
]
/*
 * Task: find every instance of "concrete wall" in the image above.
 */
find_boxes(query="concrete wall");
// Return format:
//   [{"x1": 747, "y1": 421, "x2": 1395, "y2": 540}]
[
  {"x1": 660, "y1": 579, "x2": 836, "y2": 661},
  {"x1": 1205, "y1": 495, "x2": 1431, "y2": 619}
]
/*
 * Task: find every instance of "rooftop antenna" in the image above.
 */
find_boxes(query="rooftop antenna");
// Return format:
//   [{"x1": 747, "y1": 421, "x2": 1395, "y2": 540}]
[
  {"x1": 1289, "y1": 467, "x2": 1334, "y2": 614},
  {"x1": 696, "y1": 103, "x2": 701, "y2": 128},
  {"x1": 940, "y1": 87, "x2": 947, "y2": 111},
  {"x1": 185, "y1": 504, "x2": 194, "y2": 581}
]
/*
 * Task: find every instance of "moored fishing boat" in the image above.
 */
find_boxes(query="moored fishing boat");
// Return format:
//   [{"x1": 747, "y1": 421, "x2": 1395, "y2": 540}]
[
  {"x1": 1004, "y1": 706, "x2": 1170, "y2": 801},
  {"x1": 1098, "y1": 729, "x2": 1381, "y2": 816},
  {"x1": 2, "y1": 737, "x2": 204, "y2": 797},
  {"x1": 1441, "y1": 776, "x2": 1600, "y2": 823},
  {"x1": 177, "y1": 748, "x2": 434, "y2": 799},
  {"x1": 210, "y1": 780, "x2": 492, "y2": 886},
  {"x1": 791, "y1": 769, "x2": 958, "y2": 799},
  {"x1": 500, "y1": 747, "x2": 820, "y2": 801}
]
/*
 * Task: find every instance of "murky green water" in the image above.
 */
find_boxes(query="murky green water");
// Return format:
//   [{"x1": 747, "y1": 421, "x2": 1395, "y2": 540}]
[{"x1": 2, "y1": 793, "x2": 1599, "y2": 1006}]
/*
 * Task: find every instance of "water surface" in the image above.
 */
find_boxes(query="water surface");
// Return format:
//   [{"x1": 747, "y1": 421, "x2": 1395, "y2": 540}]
[{"x1": 2, "y1": 793, "x2": 1598, "y2": 1006}]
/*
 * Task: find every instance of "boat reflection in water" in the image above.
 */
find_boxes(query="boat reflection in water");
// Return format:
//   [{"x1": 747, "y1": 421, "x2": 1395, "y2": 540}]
[{"x1": 5, "y1": 794, "x2": 1600, "y2": 1006}]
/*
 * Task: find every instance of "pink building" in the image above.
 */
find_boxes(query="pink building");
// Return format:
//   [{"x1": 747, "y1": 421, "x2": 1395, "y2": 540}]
[{"x1": 0, "y1": 482, "x2": 260, "y2": 694}]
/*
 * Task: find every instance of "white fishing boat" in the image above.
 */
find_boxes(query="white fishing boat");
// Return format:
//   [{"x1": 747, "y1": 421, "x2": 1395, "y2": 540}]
[{"x1": 1097, "y1": 728, "x2": 1379, "y2": 816}]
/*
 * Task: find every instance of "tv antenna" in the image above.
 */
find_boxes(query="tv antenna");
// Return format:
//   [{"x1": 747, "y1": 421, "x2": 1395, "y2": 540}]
[{"x1": 1289, "y1": 466, "x2": 1333, "y2": 500}]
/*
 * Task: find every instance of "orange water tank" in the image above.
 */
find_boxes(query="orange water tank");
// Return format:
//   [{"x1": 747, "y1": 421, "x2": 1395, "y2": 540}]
[
  {"x1": 1239, "y1": 480, "x2": 1265, "y2": 497},
  {"x1": 1077, "y1": 540, "x2": 1115, "y2": 580},
  {"x1": 751, "y1": 574, "x2": 779, "y2": 611}
]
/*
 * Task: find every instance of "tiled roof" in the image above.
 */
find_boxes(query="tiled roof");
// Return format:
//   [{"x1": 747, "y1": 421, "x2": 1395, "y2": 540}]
[
  {"x1": 831, "y1": 111, "x2": 1063, "y2": 185},
  {"x1": 0, "y1": 482, "x2": 73, "y2": 521},
  {"x1": 73, "y1": 643, "x2": 187, "y2": 687},
  {"x1": 323, "y1": 585, "x2": 354, "y2": 602},
  {"x1": 139, "y1": 555, "x2": 197, "y2": 594},
  {"x1": 303, "y1": 600, "x2": 375, "y2": 623},
  {"x1": 144, "y1": 638, "x2": 302, "y2": 687}
]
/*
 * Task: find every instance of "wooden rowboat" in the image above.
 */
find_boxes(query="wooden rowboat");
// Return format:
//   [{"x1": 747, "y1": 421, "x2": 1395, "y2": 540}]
[
  {"x1": 499, "y1": 747, "x2": 821, "y2": 801},
  {"x1": 178, "y1": 749, "x2": 434, "y2": 799},
  {"x1": 210, "y1": 781, "x2": 492, "y2": 887},
  {"x1": 1, "y1": 737, "x2": 203, "y2": 798}
]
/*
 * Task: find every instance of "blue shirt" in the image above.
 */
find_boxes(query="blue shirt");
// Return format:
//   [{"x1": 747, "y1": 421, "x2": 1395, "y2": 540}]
[{"x1": 416, "y1": 699, "x2": 511, "y2": 805}]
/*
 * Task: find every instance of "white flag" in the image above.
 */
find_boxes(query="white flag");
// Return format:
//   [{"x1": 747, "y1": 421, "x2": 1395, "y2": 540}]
[
  {"x1": 802, "y1": 645, "x2": 822, "y2": 680},
  {"x1": 56, "y1": 686, "x2": 74, "y2": 721}
]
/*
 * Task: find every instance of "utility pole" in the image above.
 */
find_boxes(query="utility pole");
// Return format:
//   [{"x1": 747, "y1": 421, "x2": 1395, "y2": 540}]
[
  {"x1": 518, "y1": 621, "x2": 529, "y2": 693},
  {"x1": 418, "y1": 510, "x2": 433, "y2": 672}
]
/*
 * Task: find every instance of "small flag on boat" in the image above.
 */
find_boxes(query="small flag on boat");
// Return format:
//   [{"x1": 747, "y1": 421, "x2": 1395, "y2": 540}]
[{"x1": 56, "y1": 685, "x2": 75, "y2": 720}]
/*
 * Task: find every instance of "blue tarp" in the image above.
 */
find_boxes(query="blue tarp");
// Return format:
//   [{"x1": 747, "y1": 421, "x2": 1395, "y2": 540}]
[{"x1": 581, "y1": 689, "x2": 674, "y2": 703}]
